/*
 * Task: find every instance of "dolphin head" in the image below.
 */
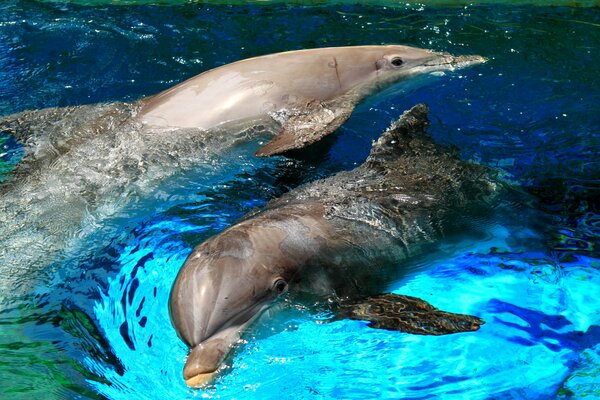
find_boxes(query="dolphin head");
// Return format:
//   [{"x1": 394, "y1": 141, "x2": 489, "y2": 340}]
[
  {"x1": 324, "y1": 45, "x2": 486, "y2": 96},
  {"x1": 168, "y1": 221, "x2": 305, "y2": 386}
]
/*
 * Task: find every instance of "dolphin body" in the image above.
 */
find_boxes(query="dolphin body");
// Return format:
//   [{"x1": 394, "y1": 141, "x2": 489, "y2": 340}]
[
  {"x1": 169, "y1": 104, "x2": 501, "y2": 387},
  {"x1": 0, "y1": 46, "x2": 485, "y2": 292},
  {"x1": 139, "y1": 45, "x2": 486, "y2": 156}
]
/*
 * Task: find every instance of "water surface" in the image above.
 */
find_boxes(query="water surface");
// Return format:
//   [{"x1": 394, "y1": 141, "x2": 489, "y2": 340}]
[{"x1": 0, "y1": 1, "x2": 599, "y2": 399}]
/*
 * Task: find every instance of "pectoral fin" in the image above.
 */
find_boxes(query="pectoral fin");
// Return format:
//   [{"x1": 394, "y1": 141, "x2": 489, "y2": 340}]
[
  {"x1": 255, "y1": 99, "x2": 354, "y2": 157},
  {"x1": 341, "y1": 293, "x2": 484, "y2": 335}
]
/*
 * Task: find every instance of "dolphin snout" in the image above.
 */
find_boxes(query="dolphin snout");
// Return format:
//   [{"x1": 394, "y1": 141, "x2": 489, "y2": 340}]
[
  {"x1": 450, "y1": 54, "x2": 488, "y2": 67},
  {"x1": 183, "y1": 337, "x2": 229, "y2": 387},
  {"x1": 423, "y1": 53, "x2": 487, "y2": 69}
]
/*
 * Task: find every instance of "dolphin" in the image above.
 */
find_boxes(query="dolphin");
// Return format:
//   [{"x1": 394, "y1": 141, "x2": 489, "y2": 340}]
[
  {"x1": 139, "y1": 45, "x2": 486, "y2": 156},
  {"x1": 0, "y1": 46, "x2": 485, "y2": 293},
  {"x1": 169, "y1": 104, "x2": 501, "y2": 387}
]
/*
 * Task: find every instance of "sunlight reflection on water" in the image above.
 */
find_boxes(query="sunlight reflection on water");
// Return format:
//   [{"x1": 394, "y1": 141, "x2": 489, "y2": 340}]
[{"x1": 0, "y1": 2, "x2": 599, "y2": 399}]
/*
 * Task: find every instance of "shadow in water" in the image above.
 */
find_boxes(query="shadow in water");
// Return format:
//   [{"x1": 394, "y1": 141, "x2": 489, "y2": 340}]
[{"x1": 488, "y1": 298, "x2": 600, "y2": 353}]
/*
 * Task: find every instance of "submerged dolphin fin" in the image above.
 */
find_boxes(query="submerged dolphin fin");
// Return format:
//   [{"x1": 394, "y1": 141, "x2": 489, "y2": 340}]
[
  {"x1": 255, "y1": 97, "x2": 355, "y2": 157},
  {"x1": 339, "y1": 293, "x2": 484, "y2": 335}
]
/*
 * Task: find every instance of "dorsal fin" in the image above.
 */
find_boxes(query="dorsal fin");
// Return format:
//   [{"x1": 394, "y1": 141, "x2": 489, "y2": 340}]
[{"x1": 365, "y1": 103, "x2": 437, "y2": 167}]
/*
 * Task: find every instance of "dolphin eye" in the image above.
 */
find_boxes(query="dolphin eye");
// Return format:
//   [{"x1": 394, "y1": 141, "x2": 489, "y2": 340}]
[
  {"x1": 391, "y1": 57, "x2": 404, "y2": 67},
  {"x1": 272, "y1": 279, "x2": 288, "y2": 295}
]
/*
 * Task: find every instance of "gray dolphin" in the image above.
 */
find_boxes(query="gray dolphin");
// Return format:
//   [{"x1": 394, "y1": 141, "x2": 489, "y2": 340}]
[
  {"x1": 169, "y1": 104, "x2": 501, "y2": 387},
  {"x1": 0, "y1": 46, "x2": 485, "y2": 293},
  {"x1": 139, "y1": 45, "x2": 486, "y2": 156}
]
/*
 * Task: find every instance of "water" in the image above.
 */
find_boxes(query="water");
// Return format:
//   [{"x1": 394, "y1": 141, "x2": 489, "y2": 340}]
[{"x1": 1, "y1": 1, "x2": 599, "y2": 399}]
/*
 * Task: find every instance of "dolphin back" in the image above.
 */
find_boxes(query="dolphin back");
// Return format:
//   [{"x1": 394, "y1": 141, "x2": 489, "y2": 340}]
[{"x1": 363, "y1": 103, "x2": 500, "y2": 207}]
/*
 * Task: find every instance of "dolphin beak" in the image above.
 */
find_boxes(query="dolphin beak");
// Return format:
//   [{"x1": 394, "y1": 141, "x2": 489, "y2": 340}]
[
  {"x1": 186, "y1": 371, "x2": 218, "y2": 388},
  {"x1": 181, "y1": 323, "x2": 243, "y2": 387},
  {"x1": 183, "y1": 340, "x2": 225, "y2": 387},
  {"x1": 180, "y1": 303, "x2": 271, "y2": 388},
  {"x1": 423, "y1": 53, "x2": 487, "y2": 71},
  {"x1": 448, "y1": 54, "x2": 488, "y2": 68}
]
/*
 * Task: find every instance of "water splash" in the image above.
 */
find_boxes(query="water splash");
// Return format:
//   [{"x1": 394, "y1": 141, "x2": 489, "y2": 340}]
[{"x1": 1, "y1": 2, "x2": 599, "y2": 399}]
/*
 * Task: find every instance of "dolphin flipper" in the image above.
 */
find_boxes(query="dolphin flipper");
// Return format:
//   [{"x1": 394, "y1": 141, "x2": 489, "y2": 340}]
[
  {"x1": 255, "y1": 98, "x2": 355, "y2": 157},
  {"x1": 341, "y1": 293, "x2": 484, "y2": 335}
]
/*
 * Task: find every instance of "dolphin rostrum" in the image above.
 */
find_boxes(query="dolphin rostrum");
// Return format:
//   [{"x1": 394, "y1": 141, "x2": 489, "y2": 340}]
[
  {"x1": 169, "y1": 104, "x2": 501, "y2": 387},
  {"x1": 0, "y1": 46, "x2": 485, "y2": 293}
]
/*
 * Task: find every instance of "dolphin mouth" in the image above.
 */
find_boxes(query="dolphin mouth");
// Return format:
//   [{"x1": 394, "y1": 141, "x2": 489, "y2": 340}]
[
  {"x1": 423, "y1": 53, "x2": 488, "y2": 71},
  {"x1": 182, "y1": 302, "x2": 271, "y2": 387},
  {"x1": 186, "y1": 371, "x2": 218, "y2": 388},
  {"x1": 182, "y1": 326, "x2": 241, "y2": 387},
  {"x1": 447, "y1": 54, "x2": 488, "y2": 68}
]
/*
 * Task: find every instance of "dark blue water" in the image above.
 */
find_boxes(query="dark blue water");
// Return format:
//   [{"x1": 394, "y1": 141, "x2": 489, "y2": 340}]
[{"x1": 1, "y1": 1, "x2": 599, "y2": 399}]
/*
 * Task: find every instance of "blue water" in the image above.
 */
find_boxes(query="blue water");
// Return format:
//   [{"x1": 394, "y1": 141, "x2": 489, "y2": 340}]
[{"x1": 1, "y1": 1, "x2": 599, "y2": 399}]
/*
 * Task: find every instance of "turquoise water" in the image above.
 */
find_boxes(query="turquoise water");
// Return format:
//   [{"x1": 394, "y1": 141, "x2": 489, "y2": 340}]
[{"x1": 1, "y1": 1, "x2": 599, "y2": 399}]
